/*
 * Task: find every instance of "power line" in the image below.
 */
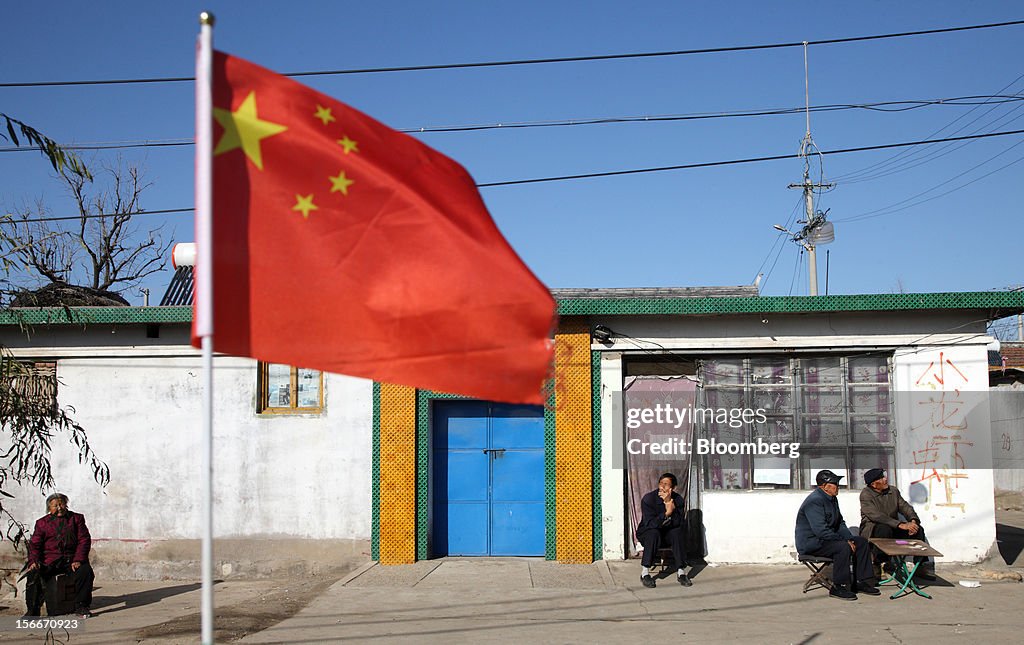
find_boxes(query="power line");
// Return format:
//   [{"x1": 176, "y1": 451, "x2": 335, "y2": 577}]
[
  {"x1": 755, "y1": 195, "x2": 803, "y2": 291},
  {"x1": 0, "y1": 139, "x2": 194, "y2": 153},
  {"x1": 834, "y1": 141, "x2": 1024, "y2": 223},
  {"x1": 7, "y1": 127, "x2": 1023, "y2": 223},
  {"x1": 3, "y1": 208, "x2": 194, "y2": 224},
  {"x1": 788, "y1": 249, "x2": 804, "y2": 296},
  {"x1": 834, "y1": 103, "x2": 1024, "y2": 185},
  {"x1": 477, "y1": 127, "x2": 1024, "y2": 187},
  {"x1": 3, "y1": 20, "x2": 1023, "y2": 88},
  {"x1": 392, "y1": 96, "x2": 1024, "y2": 133},
  {"x1": 4, "y1": 95, "x2": 1021, "y2": 155},
  {"x1": 833, "y1": 72, "x2": 1024, "y2": 183}
]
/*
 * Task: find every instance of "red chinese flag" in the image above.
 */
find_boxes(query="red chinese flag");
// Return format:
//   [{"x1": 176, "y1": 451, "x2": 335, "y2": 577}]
[{"x1": 195, "y1": 51, "x2": 555, "y2": 404}]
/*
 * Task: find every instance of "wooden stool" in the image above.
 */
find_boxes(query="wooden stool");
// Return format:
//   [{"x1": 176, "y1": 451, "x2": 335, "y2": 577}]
[{"x1": 796, "y1": 553, "x2": 834, "y2": 593}]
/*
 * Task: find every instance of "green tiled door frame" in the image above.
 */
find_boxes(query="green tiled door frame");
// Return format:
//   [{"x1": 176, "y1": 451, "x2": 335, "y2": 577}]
[{"x1": 371, "y1": 382, "x2": 381, "y2": 560}]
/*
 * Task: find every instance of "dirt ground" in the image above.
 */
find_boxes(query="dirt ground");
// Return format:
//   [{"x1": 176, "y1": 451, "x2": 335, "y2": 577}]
[
  {"x1": 130, "y1": 573, "x2": 343, "y2": 642},
  {"x1": 0, "y1": 571, "x2": 348, "y2": 643}
]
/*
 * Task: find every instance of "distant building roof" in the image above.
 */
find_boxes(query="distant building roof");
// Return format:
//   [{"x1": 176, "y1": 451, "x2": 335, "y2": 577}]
[
  {"x1": 550, "y1": 286, "x2": 758, "y2": 300},
  {"x1": 1001, "y1": 342, "x2": 1024, "y2": 369},
  {"x1": 158, "y1": 268, "x2": 757, "y2": 308}
]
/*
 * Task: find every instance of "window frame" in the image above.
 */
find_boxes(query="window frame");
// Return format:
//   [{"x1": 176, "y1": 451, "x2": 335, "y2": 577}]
[
  {"x1": 698, "y1": 353, "x2": 894, "y2": 491},
  {"x1": 256, "y1": 362, "x2": 324, "y2": 415},
  {"x1": 2, "y1": 358, "x2": 58, "y2": 417}
]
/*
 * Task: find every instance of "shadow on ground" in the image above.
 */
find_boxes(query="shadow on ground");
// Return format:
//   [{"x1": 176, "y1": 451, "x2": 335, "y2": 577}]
[
  {"x1": 996, "y1": 523, "x2": 1024, "y2": 565},
  {"x1": 132, "y1": 573, "x2": 341, "y2": 643},
  {"x1": 93, "y1": 581, "x2": 207, "y2": 615}
]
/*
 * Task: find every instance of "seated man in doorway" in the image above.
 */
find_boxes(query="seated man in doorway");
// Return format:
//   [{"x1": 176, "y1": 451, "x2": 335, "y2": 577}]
[
  {"x1": 24, "y1": 493, "x2": 95, "y2": 618},
  {"x1": 637, "y1": 472, "x2": 692, "y2": 588},
  {"x1": 859, "y1": 468, "x2": 935, "y2": 580},
  {"x1": 795, "y1": 470, "x2": 878, "y2": 600}
]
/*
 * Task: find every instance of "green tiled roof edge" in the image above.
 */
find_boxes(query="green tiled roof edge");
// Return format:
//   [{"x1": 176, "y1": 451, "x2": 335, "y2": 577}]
[
  {"x1": 1, "y1": 291, "x2": 1022, "y2": 325},
  {"x1": 556, "y1": 291, "x2": 1024, "y2": 316},
  {"x1": 0, "y1": 306, "x2": 193, "y2": 325}
]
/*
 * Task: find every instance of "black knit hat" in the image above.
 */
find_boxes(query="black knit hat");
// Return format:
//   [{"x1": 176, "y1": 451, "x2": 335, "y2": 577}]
[{"x1": 864, "y1": 468, "x2": 886, "y2": 486}]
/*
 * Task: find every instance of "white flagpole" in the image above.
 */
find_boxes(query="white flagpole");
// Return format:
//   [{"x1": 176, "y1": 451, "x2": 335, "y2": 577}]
[{"x1": 195, "y1": 11, "x2": 216, "y2": 645}]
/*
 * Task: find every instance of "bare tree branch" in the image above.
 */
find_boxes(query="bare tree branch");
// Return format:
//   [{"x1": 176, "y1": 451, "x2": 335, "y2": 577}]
[{"x1": 0, "y1": 157, "x2": 170, "y2": 298}]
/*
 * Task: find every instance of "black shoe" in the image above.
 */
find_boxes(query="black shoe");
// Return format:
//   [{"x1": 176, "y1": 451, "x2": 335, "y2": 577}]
[
  {"x1": 829, "y1": 585, "x2": 857, "y2": 601},
  {"x1": 678, "y1": 573, "x2": 693, "y2": 587},
  {"x1": 640, "y1": 574, "x2": 656, "y2": 588},
  {"x1": 21, "y1": 611, "x2": 40, "y2": 619},
  {"x1": 75, "y1": 607, "x2": 92, "y2": 619},
  {"x1": 855, "y1": 582, "x2": 881, "y2": 596}
]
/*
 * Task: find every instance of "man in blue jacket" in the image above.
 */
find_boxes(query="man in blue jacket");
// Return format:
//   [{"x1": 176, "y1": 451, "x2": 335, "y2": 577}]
[{"x1": 795, "y1": 470, "x2": 877, "y2": 600}]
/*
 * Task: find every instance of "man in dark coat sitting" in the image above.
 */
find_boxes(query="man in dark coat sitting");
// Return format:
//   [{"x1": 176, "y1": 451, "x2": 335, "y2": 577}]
[
  {"x1": 795, "y1": 470, "x2": 878, "y2": 600},
  {"x1": 859, "y1": 468, "x2": 935, "y2": 580},
  {"x1": 637, "y1": 472, "x2": 692, "y2": 588},
  {"x1": 24, "y1": 493, "x2": 95, "y2": 618}
]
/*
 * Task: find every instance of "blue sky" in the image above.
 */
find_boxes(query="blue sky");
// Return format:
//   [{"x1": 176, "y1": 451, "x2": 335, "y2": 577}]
[{"x1": 2, "y1": 1, "x2": 1022, "y2": 304}]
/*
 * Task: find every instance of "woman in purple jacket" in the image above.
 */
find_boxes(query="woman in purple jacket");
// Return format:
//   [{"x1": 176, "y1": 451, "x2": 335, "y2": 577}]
[{"x1": 24, "y1": 493, "x2": 94, "y2": 618}]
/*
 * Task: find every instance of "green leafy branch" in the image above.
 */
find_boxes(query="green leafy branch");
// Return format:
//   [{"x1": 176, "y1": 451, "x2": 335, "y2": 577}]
[{"x1": 2, "y1": 112, "x2": 90, "y2": 179}]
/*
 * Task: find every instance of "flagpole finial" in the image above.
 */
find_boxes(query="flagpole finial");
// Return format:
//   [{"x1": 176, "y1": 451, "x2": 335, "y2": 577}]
[{"x1": 199, "y1": 11, "x2": 215, "y2": 26}]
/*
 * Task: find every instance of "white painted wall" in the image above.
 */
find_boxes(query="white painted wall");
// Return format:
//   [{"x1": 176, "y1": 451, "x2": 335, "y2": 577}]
[
  {"x1": 2, "y1": 337, "x2": 373, "y2": 543},
  {"x1": 892, "y1": 343, "x2": 996, "y2": 562},
  {"x1": 599, "y1": 351, "x2": 625, "y2": 559},
  {"x1": 700, "y1": 490, "x2": 864, "y2": 563},
  {"x1": 991, "y1": 382, "x2": 1024, "y2": 492}
]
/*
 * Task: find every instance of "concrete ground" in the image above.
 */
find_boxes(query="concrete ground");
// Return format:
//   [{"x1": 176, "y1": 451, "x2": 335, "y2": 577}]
[
  {"x1": 0, "y1": 505, "x2": 1020, "y2": 644},
  {"x1": 238, "y1": 558, "x2": 1024, "y2": 645}
]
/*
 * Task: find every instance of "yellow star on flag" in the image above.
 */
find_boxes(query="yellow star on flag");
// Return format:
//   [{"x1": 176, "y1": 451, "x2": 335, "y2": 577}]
[
  {"x1": 213, "y1": 92, "x2": 287, "y2": 171},
  {"x1": 292, "y1": 194, "x2": 319, "y2": 218},
  {"x1": 314, "y1": 105, "x2": 336, "y2": 125},
  {"x1": 337, "y1": 135, "x2": 359, "y2": 154},
  {"x1": 329, "y1": 171, "x2": 355, "y2": 196}
]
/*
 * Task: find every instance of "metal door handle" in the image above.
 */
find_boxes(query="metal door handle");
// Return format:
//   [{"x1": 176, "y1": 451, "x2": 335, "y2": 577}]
[{"x1": 482, "y1": 449, "x2": 506, "y2": 456}]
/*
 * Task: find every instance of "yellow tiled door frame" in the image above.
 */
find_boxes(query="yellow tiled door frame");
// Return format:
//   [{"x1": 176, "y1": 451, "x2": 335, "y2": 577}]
[
  {"x1": 554, "y1": 320, "x2": 594, "y2": 563},
  {"x1": 372, "y1": 318, "x2": 595, "y2": 564}
]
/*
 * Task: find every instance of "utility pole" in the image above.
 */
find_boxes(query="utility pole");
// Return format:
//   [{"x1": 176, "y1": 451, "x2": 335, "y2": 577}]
[
  {"x1": 788, "y1": 164, "x2": 833, "y2": 295},
  {"x1": 786, "y1": 42, "x2": 833, "y2": 296}
]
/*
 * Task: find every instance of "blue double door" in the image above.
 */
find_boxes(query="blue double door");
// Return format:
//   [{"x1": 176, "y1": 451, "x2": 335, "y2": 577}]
[{"x1": 432, "y1": 401, "x2": 545, "y2": 556}]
